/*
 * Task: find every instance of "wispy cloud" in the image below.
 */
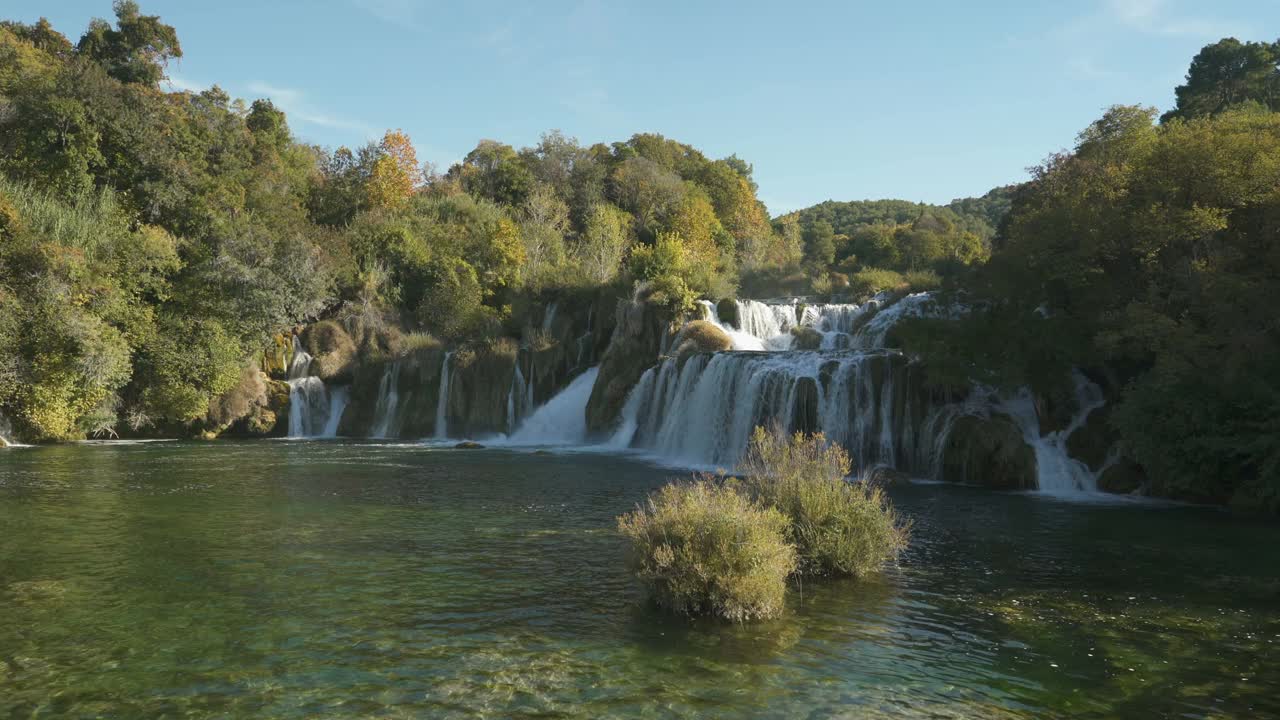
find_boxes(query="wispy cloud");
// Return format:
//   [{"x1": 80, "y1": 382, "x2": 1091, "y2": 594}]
[
  {"x1": 350, "y1": 0, "x2": 427, "y2": 29},
  {"x1": 247, "y1": 81, "x2": 380, "y2": 140},
  {"x1": 1101, "y1": 0, "x2": 1247, "y2": 38}
]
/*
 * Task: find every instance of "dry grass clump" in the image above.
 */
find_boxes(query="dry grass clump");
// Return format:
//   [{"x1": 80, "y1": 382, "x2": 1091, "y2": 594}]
[
  {"x1": 617, "y1": 478, "x2": 795, "y2": 622},
  {"x1": 618, "y1": 426, "x2": 910, "y2": 622},
  {"x1": 740, "y1": 427, "x2": 909, "y2": 578}
]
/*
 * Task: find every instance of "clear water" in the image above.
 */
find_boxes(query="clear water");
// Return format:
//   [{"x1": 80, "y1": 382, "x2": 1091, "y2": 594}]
[{"x1": 1, "y1": 441, "x2": 1277, "y2": 718}]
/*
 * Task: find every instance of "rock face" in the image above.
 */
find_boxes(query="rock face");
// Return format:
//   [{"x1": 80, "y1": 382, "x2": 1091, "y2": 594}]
[
  {"x1": 586, "y1": 285, "x2": 679, "y2": 434},
  {"x1": 446, "y1": 340, "x2": 520, "y2": 438},
  {"x1": 300, "y1": 321, "x2": 358, "y2": 383},
  {"x1": 942, "y1": 414, "x2": 1037, "y2": 490},
  {"x1": 671, "y1": 320, "x2": 732, "y2": 358}
]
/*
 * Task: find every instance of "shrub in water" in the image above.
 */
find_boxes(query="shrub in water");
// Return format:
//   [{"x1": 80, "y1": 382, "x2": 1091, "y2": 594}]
[
  {"x1": 739, "y1": 426, "x2": 909, "y2": 578},
  {"x1": 617, "y1": 478, "x2": 795, "y2": 622}
]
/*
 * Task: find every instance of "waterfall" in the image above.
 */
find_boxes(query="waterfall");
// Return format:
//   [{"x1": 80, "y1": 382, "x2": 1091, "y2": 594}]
[
  {"x1": 507, "y1": 365, "x2": 528, "y2": 434},
  {"x1": 505, "y1": 368, "x2": 600, "y2": 445},
  {"x1": 994, "y1": 371, "x2": 1107, "y2": 493},
  {"x1": 620, "y1": 350, "x2": 932, "y2": 471},
  {"x1": 370, "y1": 362, "x2": 403, "y2": 439},
  {"x1": 852, "y1": 292, "x2": 965, "y2": 348},
  {"x1": 697, "y1": 301, "x2": 767, "y2": 351},
  {"x1": 434, "y1": 351, "x2": 453, "y2": 439},
  {"x1": 286, "y1": 336, "x2": 348, "y2": 438},
  {"x1": 735, "y1": 300, "x2": 798, "y2": 344},
  {"x1": 612, "y1": 291, "x2": 1110, "y2": 494}
]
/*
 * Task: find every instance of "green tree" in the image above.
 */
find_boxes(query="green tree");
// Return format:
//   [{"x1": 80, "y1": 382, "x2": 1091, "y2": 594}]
[
  {"x1": 76, "y1": 1, "x2": 181, "y2": 86},
  {"x1": 1163, "y1": 38, "x2": 1280, "y2": 122}
]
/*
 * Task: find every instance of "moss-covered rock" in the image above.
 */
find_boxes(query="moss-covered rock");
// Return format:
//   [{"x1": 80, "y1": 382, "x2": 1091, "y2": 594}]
[
  {"x1": 672, "y1": 320, "x2": 732, "y2": 358},
  {"x1": 942, "y1": 414, "x2": 1037, "y2": 490},
  {"x1": 301, "y1": 320, "x2": 358, "y2": 383},
  {"x1": 446, "y1": 339, "x2": 519, "y2": 438},
  {"x1": 790, "y1": 326, "x2": 824, "y2": 350},
  {"x1": 454, "y1": 441, "x2": 484, "y2": 449},
  {"x1": 262, "y1": 379, "x2": 291, "y2": 437},
  {"x1": 587, "y1": 289, "x2": 679, "y2": 434},
  {"x1": 716, "y1": 298, "x2": 739, "y2": 329}
]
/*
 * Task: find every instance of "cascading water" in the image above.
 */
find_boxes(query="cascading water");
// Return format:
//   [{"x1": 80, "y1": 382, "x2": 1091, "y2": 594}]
[
  {"x1": 507, "y1": 365, "x2": 528, "y2": 434},
  {"x1": 613, "y1": 291, "x2": 1110, "y2": 494},
  {"x1": 286, "y1": 337, "x2": 348, "y2": 439},
  {"x1": 369, "y1": 362, "x2": 403, "y2": 439},
  {"x1": 994, "y1": 371, "x2": 1108, "y2": 493},
  {"x1": 616, "y1": 350, "x2": 933, "y2": 471},
  {"x1": 505, "y1": 368, "x2": 599, "y2": 445},
  {"x1": 433, "y1": 352, "x2": 453, "y2": 440}
]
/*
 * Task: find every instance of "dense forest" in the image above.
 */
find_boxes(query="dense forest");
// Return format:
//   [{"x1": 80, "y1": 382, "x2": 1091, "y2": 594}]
[{"x1": 1, "y1": 4, "x2": 1277, "y2": 511}]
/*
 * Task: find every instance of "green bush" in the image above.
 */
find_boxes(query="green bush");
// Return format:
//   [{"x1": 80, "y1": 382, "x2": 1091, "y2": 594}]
[
  {"x1": 849, "y1": 267, "x2": 906, "y2": 297},
  {"x1": 739, "y1": 427, "x2": 909, "y2": 578},
  {"x1": 617, "y1": 479, "x2": 795, "y2": 622},
  {"x1": 902, "y1": 269, "x2": 942, "y2": 291}
]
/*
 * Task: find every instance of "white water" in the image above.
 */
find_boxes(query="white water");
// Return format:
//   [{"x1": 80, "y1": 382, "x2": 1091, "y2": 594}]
[
  {"x1": 369, "y1": 362, "x2": 402, "y2": 439},
  {"x1": 504, "y1": 368, "x2": 599, "y2": 445},
  {"x1": 433, "y1": 352, "x2": 453, "y2": 440},
  {"x1": 995, "y1": 371, "x2": 1108, "y2": 494},
  {"x1": 617, "y1": 350, "x2": 927, "y2": 471},
  {"x1": 507, "y1": 365, "x2": 528, "y2": 434},
  {"x1": 613, "y1": 291, "x2": 1111, "y2": 494},
  {"x1": 285, "y1": 337, "x2": 348, "y2": 438}
]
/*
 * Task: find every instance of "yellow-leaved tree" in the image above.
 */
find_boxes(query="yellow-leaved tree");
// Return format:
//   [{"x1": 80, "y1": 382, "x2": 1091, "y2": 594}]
[{"x1": 366, "y1": 129, "x2": 424, "y2": 210}]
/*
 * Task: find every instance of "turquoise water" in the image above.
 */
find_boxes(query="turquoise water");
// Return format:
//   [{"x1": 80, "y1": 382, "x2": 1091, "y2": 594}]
[{"x1": 1, "y1": 441, "x2": 1277, "y2": 718}]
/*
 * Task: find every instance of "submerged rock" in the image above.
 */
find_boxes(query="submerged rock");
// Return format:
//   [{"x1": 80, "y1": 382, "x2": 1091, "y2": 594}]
[{"x1": 942, "y1": 414, "x2": 1037, "y2": 490}]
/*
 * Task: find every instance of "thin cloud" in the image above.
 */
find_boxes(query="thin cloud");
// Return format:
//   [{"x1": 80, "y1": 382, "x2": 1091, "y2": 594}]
[
  {"x1": 246, "y1": 81, "x2": 380, "y2": 140},
  {"x1": 1102, "y1": 0, "x2": 1247, "y2": 38},
  {"x1": 350, "y1": 0, "x2": 426, "y2": 28}
]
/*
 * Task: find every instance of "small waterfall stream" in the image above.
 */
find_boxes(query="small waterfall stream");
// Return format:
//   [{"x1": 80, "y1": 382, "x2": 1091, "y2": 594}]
[
  {"x1": 434, "y1": 352, "x2": 454, "y2": 440},
  {"x1": 286, "y1": 337, "x2": 348, "y2": 439},
  {"x1": 505, "y1": 368, "x2": 599, "y2": 445}
]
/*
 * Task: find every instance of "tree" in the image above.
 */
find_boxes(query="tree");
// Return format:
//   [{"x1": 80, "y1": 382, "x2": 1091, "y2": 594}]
[
  {"x1": 803, "y1": 220, "x2": 836, "y2": 269},
  {"x1": 610, "y1": 156, "x2": 685, "y2": 242},
  {"x1": 1163, "y1": 38, "x2": 1280, "y2": 122},
  {"x1": 76, "y1": 1, "x2": 181, "y2": 86},
  {"x1": 576, "y1": 203, "x2": 631, "y2": 283},
  {"x1": 450, "y1": 140, "x2": 533, "y2": 206},
  {"x1": 518, "y1": 183, "x2": 570, "y2": 277},
  {"x1": 367, "y1": 129, "x2": 423, "y2": 210}
]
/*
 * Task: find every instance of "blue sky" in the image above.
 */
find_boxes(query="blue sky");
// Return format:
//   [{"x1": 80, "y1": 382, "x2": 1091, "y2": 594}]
[{"x1": 9, "y1": 0, "x2": 1279, "y2": 213}]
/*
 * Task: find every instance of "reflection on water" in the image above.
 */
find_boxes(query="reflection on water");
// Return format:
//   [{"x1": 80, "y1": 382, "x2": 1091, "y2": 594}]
[{"x1": 1, "y1": 441, "x2": 1276, "y2": 718}]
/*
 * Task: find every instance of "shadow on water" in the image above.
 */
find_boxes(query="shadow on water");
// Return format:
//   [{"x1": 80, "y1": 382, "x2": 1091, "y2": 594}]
[{"x1": 1, "y1": 440, "x2": 1277, "y2": 718}]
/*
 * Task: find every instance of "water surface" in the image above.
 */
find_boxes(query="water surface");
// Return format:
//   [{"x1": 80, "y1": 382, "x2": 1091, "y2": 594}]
[{"x1": 1, "y1": 441, "x2": 1276, "y2": 718}]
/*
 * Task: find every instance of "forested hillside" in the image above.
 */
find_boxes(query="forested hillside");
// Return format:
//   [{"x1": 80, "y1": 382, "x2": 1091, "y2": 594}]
[
  {"x1": 0, "y1": 2, "x2": 787, "y2": 441},
  {"x1": 896, "y1": 38, "x2": 1280, "y2": 511}
]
